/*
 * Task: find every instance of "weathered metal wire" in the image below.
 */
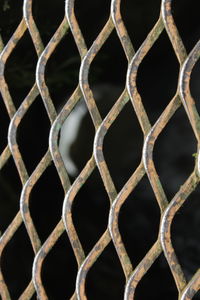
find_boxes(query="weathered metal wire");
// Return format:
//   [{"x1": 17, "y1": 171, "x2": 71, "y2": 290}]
[
  {"x1": 0, "y1": 0, "x2": 199, "y2": 299},
  {"x1": 0, "y1": 18, "x2": 28, "y2": 300}
]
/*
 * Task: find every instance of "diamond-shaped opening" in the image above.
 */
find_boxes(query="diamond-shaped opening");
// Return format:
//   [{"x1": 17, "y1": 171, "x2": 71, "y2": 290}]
[
  {"x1": 42, "y1": 231, "x2": 77, "y2": 299},
  {"x1": 119, "y1": 174, "x2": 160, "y2": 265},
  {"x1": 0, "y1": 157, "x2": 21, "y2": 232},
  {"x1": 89, "y1": 30, "x2": 126, "y2": 116},
  {"x1": 121, "y1": 0, "x2": 161, "y2": 50},
  {"x1": 86, "y1": 243, "x2": 124, "y2": 300},
  {"x1": 72, "y1": 168, "x2": 110, "y2": 254},
  {"x1": 172, "y1": 185, "x2": 200, "y2": 281},
  {"x1": 32, "y1": 0, "x2": 65, "y2": 45},
  {"x1": 4, "y1": 31, "x2": 38, "y2": 107},
  {"x1": 137, "y1": 30, "x2": 179, "y2": 123},
  {"x1": 18, "y1": 95, "x2": 50, "y2": 175},
  {"x1": 74, "y1": 0, "x2": 110, "y2": 47},
  {"x1": 154, "y1": 106, "x2": 196, "y2": 199},
  {"x1": 134, "y1": 253, "x2": 178, "y2": 299},
  {"x1": 172, "y1": 0, "x2": 200, "y2": 52},
  {"x1": 1, "y1": 224, "x2": 34, "y2": 299},
  {"x1": 45, "y1": 31, "x2": 81, "y2": 112},
  {"x1": 0, "y1": 0, "x2": 24, "y2": 43},
  {"x1": 0, "y1": 94, "x2": 10, "y2": 153},
  {"x1": 104, "y1": 100, "x2": 143, "y2": 191},
  {"x1": 30, "y1": 163, "x2": 65, "y2": 243}
]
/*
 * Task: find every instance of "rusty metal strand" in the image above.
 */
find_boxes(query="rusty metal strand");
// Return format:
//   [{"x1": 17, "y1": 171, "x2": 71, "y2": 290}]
[
  {"x1": 143, "y1": 94, "x2": 181, "y2": 207},
  {"x1": 143, "y1": 0, "x2": 191, "y2": 295},
  {"x1": 65, "y1": 0, "x2": 87, "y2": 59},
  {"x1": 111, "y1": 0, "x2": 135, "y2": 62},
  {"x1": 51, "y1": 86, "x2": 86, "y2": 268},
  {"x1": 108, "y1": 161, "x2": 145, "y2": 279},
  {"x1": 126, "y1": 16, "x2": 164, "y2": 137},
  {"x1": 64, "y1": 3, "x2": 119, "y2": 298},
  {"x1": 33, "y1": 220, "x2": 65, "y2": 300},
  {"x1": 33, "y1": 1, "x2": 89, "y2": 298},
  {"x1": 0, "y1": 35, "x2": 3, "y2": 51},
  {"x1": 160, "y1": 172, "x2": 199, "y2": 293},
  {"x1": 19, "y1": 151, "x2": 52, "y2": 299},
  {"x1": 0, "y1": 18, "x2": 28, "y2": 300},
  {"x1": 125, "y1": 3, "x2": 187, "y2": 297},
  {"x1": 80, "y1": 16, "x2": 118, "y2": 203},
  {"x1": 0, "y1": 146, "x2": 10, "y2": 169},
  {"x1": 124, "y1": 240, "x2": 162, "y2": 300},
  {"x1": 76, "y1": 229, "x2": 111, "y2": 300},
  {"x1": 32, "y1": 16, "x2": 72, "y2": 299},
  {"x1": 127, "y1": 16, "x2": 168, "y2": 210},
  {"x1": 6, "y1": 3, "x2": 46, "y2": 298},
  {"x1": 0, "y1": 19, "x2": 26, "y2": 117},
  {"x1": 179, "y1": 39, "x2": 200, "y2": 145},
  {"x1": 93, "y1": 91, "x2": 129, "y2": 195},
  {"x1": 79, "y1": 16, "x2": 114, "y2": 130},
  {"x1": 94, "y1": 90, "x2": 135, "y2": 279},
  {"x1": 63, "y1": 156, "x2": 96, "y2": 267},
  {"x1": 161, "y1": 0, "x2": 187, "y2": 65},
  {"x1": 99, "y1": 0, "x2": 135, "y2": 280},
  {"x1": 36, "y1": 18, "x2": 69, "y2": 124},
  {"x1": 180, "y1": 269, "x2": 200, "y2": 300},
  {"x1": 94, "y1": 0, "x2": 135, "y2": 210},
  {"x1": 76, "y1": 13, "x2": 124, "y2": 300},
  {"x1": 49, "y1": 1, "x2": 88, "y2": 191},
  {"x1": 0, "y1": 37, "x2": 12, "y2": 169},
  {"x1": 33, "y1": 1, "x2": 89, "y2": 297},
  {"x1": 23, "y1": 0, "x2": 44, "y2": 56},
  {"x1": 49, "y1": 86, "x2": 82, "y2": 193},
  {"x1": 52, "y1": 0, "x2": 91, "y2": 295},
  {"x1": 6, "y1": 89, "x2": 41, "y2": 299},
  {"x1": 20, "y1": 151, "x2": 52, "y2": 253},
  {"x1": 0, "y1": 212, "x2": 22, "y2": 300},
  {"x1": 74, "y1": 16, "x2": 116, "y2": 300},
  {"x1": 126, "y1": 95, "x2": 182, "y2": 300},
  {"x1": 8, "y1": 85, "x2": 39, "y2": 184}
]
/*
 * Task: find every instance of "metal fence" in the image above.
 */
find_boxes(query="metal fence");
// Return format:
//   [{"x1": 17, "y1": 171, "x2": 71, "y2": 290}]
[{"x1": 0, "y1": 0, "x2": 200, "y2": 299}]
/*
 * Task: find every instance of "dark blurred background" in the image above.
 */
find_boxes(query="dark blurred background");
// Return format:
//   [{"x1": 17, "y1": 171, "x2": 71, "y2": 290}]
[{"x1": 0, "y1": 0, "x2": 200, "y2": 299}]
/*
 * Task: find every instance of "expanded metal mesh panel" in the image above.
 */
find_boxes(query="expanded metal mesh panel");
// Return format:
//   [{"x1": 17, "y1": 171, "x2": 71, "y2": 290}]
[{"x1": 0, "y1": 0, "x2": 200, "y2": 299}]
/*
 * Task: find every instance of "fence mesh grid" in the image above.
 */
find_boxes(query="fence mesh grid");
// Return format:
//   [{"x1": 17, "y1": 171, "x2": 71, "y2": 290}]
[{"x1": 0, "y1": 0, "x2": 200, "y2": 299}]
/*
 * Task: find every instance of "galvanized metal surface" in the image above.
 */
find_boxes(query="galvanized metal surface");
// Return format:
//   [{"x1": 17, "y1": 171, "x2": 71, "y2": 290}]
[{"x1": 0, "y1": 0, "x2": 200, "y2": 299}]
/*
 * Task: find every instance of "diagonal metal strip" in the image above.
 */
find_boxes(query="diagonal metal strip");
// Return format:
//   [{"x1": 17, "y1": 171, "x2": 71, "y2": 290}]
[
  {"x1": 159, "y1": 0, "x2": 200, "y2": 296},
  {"x1": 0, "y1": 18, "x2": 28, "y2": 300},
  {"x1": 32, "y1": 1, "x2": 89, "y2": 298},
  {"x1": 8, "y1": 1, "x2": 45, "y2": 298},
  {"x1": 142, "y1": 0, "x2": 188, "y2": 295},
  {"x1": 75, "y1": 4, "x2": 134, "y2": 299},
  {"x1": 180, "y1": 269, "x2": 200, "y2": 300},
  {"x1": 125, "y1": 0, "x2": 199, "y2": 298},
  {"x1": 124, "y1": 15, "x2": 168, "y2": 300},
  {"x1": 32, "y1": 17, "x2": 71, "y2": 300},
  {"x1": 0, "y1": 36, "x2": 11, "y2": 170},
  {"x1": 0, "y1": 21, "x2": 26, "y2": 171},
  {"x1": 0, "y1": 0, "x2": 45, "y2": 298}
]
